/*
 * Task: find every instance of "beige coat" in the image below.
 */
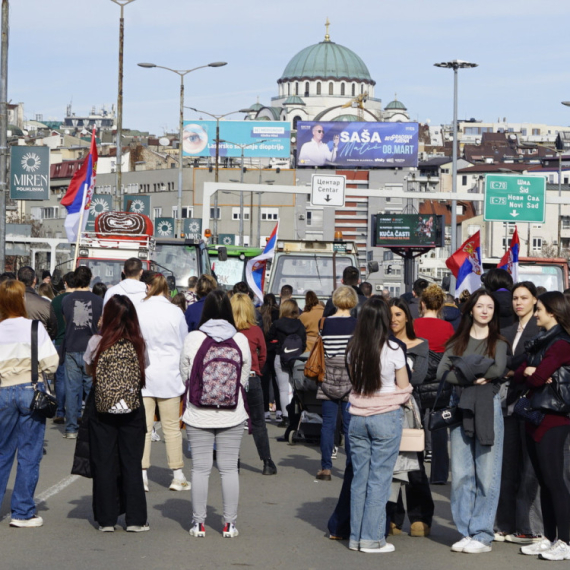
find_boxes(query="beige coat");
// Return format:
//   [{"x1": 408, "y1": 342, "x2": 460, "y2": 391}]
[{"x1": 299, "y1": 304, "x2": 325, "y2": 352}]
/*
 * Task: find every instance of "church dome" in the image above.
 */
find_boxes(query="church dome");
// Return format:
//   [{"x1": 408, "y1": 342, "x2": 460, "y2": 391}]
[
  {"x1": 279, "y1": 39, "x2": 374, "y2": 85},
  {"x1": 385, "y1": 98, "x2": 407, "y2": 111}
]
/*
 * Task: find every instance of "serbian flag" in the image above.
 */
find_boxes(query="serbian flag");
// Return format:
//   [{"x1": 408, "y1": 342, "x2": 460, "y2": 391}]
[
  {"x1": 61, "y1": 128, "x2": 98, "y2": 242},
  {"x1": 246, "y1": 222, "x2": 279, "y2": 304},
  {"x1": 497, "y1": 226, "x2": 520, "y2": 283},
  {"x1": 446, "y1": 230, "x2": 483, "y2": 295}
]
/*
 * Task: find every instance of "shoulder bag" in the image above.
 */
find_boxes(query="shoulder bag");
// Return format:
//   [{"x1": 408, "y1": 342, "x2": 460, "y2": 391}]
[
  {"x1": 513, "y1": 390, "x2": 545, "y2": 426},
  {"x1": 428, "y1": 371, "x2": 462, "y2": 431},
  {"x1": 30, "y1": 320, "x2": 58, "y2": 419},
  {"x1": 400, "y1": 400, "x2": 425, "y2": 452},
  {"x1": 304, "y1": 317, "x2": 326, "y2": 383}
]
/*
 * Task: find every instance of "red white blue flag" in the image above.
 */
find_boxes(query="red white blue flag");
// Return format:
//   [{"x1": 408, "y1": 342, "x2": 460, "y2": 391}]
[
  {"x1": 246, "y1": 222, "x2": 279, "y2": 303},
  {"x1": 446, "y1": 230, "x2": 483, "y2": 294},
  {"x1": 497, "y1": 226, "x2": 520, "y2": 283},
  {"x1": 61, "y1": 128, "x2": 98, "y2": 242}
]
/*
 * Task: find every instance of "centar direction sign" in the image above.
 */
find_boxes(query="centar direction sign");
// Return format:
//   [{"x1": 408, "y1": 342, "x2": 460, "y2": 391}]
[{"x1": 310, "y1": 174, "x2": 346, "y2": 207}]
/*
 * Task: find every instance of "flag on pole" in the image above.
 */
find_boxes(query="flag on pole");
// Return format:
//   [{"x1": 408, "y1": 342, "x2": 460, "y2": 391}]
[
  {"x1": 446, "y1": 230, "x2": 483, "y2": 295},
  {"x1": 246, "y1": 222, "x2": 279, "y2": 303},
  {"x1": 497, "y1": 226, "x2": 520, "y2": 283},
  {"x1": 61, "y1": 128, "x2": 98, "y2": 242}
]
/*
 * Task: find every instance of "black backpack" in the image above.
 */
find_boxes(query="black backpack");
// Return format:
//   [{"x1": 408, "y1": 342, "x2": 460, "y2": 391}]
[{"x1": 280, "y1": 333, "x2": 304, "y2": 369}]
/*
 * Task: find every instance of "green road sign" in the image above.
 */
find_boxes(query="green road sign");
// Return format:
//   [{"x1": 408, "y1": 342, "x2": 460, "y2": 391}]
[{"x1": 484, "y1": 174, "x2": 545, "y2": 222}]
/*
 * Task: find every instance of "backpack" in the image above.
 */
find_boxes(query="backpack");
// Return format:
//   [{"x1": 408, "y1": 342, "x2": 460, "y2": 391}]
[
  {"x1": 94, "y1": 339, "x2": 142, "y2": 414},
  {"x1": 280, "y1": 333, "x2": 304, "y2": 369},
  {"x1": 187, "y1": 336, "x2": 243, "y2": 409}
]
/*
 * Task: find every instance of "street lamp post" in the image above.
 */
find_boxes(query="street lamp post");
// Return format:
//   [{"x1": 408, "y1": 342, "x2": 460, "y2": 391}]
[
  {"x1": 185, "y1": 107, "x2": 249, "y2": 241},
  {"x1": 560, "y1": 101, "x2": 570, "y2": 256},
  {"x1": 110, "y1": 0, "x2": 136, "y2": 212},
  {"x1": 434, "y1": 59, "x2": 478, "y2": 294},
  {"x1": 137, "y1": 61, "x2": 226, "y2": 237},
  {"x1": 0, "y1": 0, "x2": 8, "y2": 272}
]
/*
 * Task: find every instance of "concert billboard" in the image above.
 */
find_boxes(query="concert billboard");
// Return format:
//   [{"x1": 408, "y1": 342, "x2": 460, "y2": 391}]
[{"x1": 296, "y1": 121, "x2": 418, "y2": 168}]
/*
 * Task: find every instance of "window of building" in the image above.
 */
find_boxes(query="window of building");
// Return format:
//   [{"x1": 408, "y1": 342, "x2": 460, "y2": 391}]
[
  {"x1": 153, "y1": 207, "x2": 162, "y2": 219},
  {"x1": 383, "y1": 250, "x2": 394, "y2": 261},
  {"x1": 329, "y1": 82, "x2": 333, "y2": 95},
  {"x1": 316, "y1": 82, "x2": 321, "y2": 95},
  {"x1": 562, "y1": 216, "x2": 570, "y2": 230},
  {"x1": 232, "y1": 207, "x2": 250, "y2": 221},
  {"x1": 261, "y1": 207, "x2": 278, "y2": 221},
  {"x1": 462, "y1": 175, "x2": 467, "y2": 186},
  {"x1": 306, "y1": 210, "x2": 323, "y2": 227},
  {"x1": 532, "y1": 128, "x2": 540, "y2": 136},
  {"x1": 456, "y1": 205, "x2": 464, "y2": 215},
  {"x1": 304, "y1": 82, "x2": 309, "y2": 96},
  {"x1": 341, "y1": 83, "x2": 345, "y2": 96},
  {"x1": 172, "y1": 206, "x2": 178, "y2": 219},
  {"x1": 441, "y1": 168, "x2": 449, "y2": 174},
  {"x1": 210, "y1": 207, "x2": 221, "y2": 220},
  {"x1": 532, "y1": 237, "x2": 543, "y2": 251},
  {"x1": 181, "y1": 207, "x2": 193, "y2": 219},
  {"x1": 292, "y1": 116, "x2": 301, "y2": 130},
  {"x1": 352, "y1": 83, "x2": 356, "y2": 96},
  {"x1": 521, "y1": 128, "x2": 527, "y2": 136},
  {"x1": 41, "y1": 207, "x2": 59, "y2": 219},
  {"x1": 360, "y1": 83, "x2": 364, "y2": 94},
  {"x1": 533, "y1": 224, "x2": 542, "y2": 229},
  {"x1": 502, "y1": 222, "x2": 515, "y2": 234},
  {"x1": 287, "y1": 83, "x2": 290, "y2": 96},
  {"x1": 295, "y1": 82, "x2": 299, "y2": 95}
]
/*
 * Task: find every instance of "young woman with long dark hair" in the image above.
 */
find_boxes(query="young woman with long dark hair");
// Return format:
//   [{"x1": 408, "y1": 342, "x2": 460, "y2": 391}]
[
  {"x1": 437, "y1": 289, "x2": 508, "y2": 554},
  {"x1": 259, "y1": 293, "x2": 280, "y2": 419},
  {"x1": 495, "y1": 281, "x2": 543, "y2": 544},
  {"x1": 180, "y1": 289, "x2": 251, "y2": 538},
  {"x1": 83, "y1": 294, "x2": 149, "y2": 532},
  {"x1": 512, "y1": 292, "x2": 570, "y2": 560},
  {"x1": 299, "y1": 290, "x2": 325, "y2": 352},
  {"x1": 346, "y1": 296, "x2": 411, "y2": 554}
]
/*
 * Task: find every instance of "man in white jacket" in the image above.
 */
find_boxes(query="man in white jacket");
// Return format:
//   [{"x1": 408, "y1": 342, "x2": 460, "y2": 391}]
[{"x1": 103, "y1": 258, "x2": 147, "y2": 307}]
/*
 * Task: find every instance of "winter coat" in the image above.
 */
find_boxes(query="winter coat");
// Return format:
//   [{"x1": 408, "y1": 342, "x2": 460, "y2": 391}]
[
  {"x1": 299, "y1": 304, "x2": 325, "y2": 352},
  {"x1": 24, "y1": 287, "x2": 58, "y2": 340}
]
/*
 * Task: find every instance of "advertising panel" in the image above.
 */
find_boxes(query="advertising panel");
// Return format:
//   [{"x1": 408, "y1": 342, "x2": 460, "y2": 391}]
[
  {"x1": 86, "y1": 194, "x2": 112, "y2": 231},
  {"x1": 183, "y1": 218, "x2": 202, "y2": 240},
  {"x1": 182, "y1": 120, "x2": 290, "y2": 158},
  {"x1": 123, "y1": 194, "x2": 151, "y2": 216},
  {"x1": 154, "y1": 217, "x2": 175, "y2": 238},
  {"x1": 297, "y1": 121, "x2": 418, "y2": 168},
  {"x1": 374, "y1": 214, "x2": 444, "y2": 248},
  {"x1": 10, "y1": 146, "x2": 50, "y2": 200}
]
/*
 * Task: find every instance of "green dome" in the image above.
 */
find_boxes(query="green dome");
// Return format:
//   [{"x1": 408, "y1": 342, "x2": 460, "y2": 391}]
[
  {"x1": 283, "y1": 96, "x2": 306, "y2": 106},
  {"x1": 331, "y1": 114, "x2": 363, "y2": 122},
  {"x1": 248, "y1": 102, "x2": 263, "y2": 111},
  {"x1": 279, "y1": 41, "x2": 374, "y2": 84},
  {"x1": 385, "y1": 99, "x2": 407, "y2": 111}
]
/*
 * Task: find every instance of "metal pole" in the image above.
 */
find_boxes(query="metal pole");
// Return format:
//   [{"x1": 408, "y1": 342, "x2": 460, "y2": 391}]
[
  {"x1": 115, "y1": 5, "x2": 124, "y2": 211},
  {"x1": 450, "y1": 66, "x2": 459, "y2": 295},
  {"x1": 214, "y1": 118, "x2": 220, "y2": 240},
  {"x1": 0, "y1": 0, "x2": 8, "y2": 272},
  {"x1": 239, "y1": 147, "x2": 244, "y2": 245},
  {"x1": 177, "y1": 74, "x2": 184, "y2": 238},
  {"x1": 257, "y1": 191, "x2": 261, "y2": 248},
  {"x1": 558, "y1": 152, "x2": 562, "y2": 256}
]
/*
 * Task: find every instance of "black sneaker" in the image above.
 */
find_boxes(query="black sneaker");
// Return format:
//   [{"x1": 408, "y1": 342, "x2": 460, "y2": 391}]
[{"x1": 262, "y1": 459, "x2": 277, "y2": 475}]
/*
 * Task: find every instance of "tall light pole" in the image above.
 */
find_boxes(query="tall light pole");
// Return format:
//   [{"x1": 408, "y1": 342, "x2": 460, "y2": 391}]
[
  {"x1": 434, "y1": 59, "x2": 478, "y2": 294},
  {"x1": 110, "y1": 0, "x2": 136, "y2": 212},
  {"x1": 138, "y1": 61, "x2": 227, "y2": 237},
  {"x1": 185, "y1": 107, "x2": 249, "y2": 241},
  {"x1": 560, "y1": 102, "x2": 570, "y2": 256},
  {"x1": 0, "y1": 0, "x2": 8, "y2": 272}
]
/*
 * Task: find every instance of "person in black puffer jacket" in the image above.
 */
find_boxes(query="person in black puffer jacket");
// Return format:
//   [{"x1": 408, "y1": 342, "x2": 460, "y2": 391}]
[
  {"x1": 267, "y1": 300, "x2": 307, "y2": 427},
  {"x1": 483, "y1": 268, "x2": 515, "y2": 331}
]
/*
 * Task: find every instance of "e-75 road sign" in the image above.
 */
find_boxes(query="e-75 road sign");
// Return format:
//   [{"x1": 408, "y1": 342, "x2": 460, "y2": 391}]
[{"x1": 484, "y1": 174, "x2": 545, "y2": 222}]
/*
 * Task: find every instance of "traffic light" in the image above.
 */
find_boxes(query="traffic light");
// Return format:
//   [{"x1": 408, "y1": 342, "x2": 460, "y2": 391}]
[
  {"x1": 386, "y1": 265, "x2": 392, "y2": 274},
  {"x1": 242, "y1": 167, "x2": 247, "y2": 173}
]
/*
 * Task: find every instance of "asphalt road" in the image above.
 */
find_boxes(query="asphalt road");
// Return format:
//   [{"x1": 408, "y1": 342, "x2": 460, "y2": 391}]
[{"x1": 0, "y1": 418, "x2": 544, "y2": 570}]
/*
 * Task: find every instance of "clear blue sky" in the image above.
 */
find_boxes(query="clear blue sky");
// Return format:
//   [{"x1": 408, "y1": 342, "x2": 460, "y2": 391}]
[{"x1": 8, "y1": 0, "x2": 570, "y2": 135}]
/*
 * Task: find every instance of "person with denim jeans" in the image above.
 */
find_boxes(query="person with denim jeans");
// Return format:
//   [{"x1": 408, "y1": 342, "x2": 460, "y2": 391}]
[
  {"x1": 61, "y1": 266, "x2": 103, "y2": 438},
  {"x1": 436, "y1": 289, "x2": 508, "y2": 554},
  {"x1": 0, "y1": 279, "x2": 59, "y2": 527},
  {"x1": 345, "y1": 296, "x2": 411, "y2": 554}
]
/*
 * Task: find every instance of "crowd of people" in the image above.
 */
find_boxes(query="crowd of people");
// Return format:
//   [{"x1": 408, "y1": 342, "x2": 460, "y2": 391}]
[{"x1": 0, "y1": 260, "x2": 570, "y2": 560}]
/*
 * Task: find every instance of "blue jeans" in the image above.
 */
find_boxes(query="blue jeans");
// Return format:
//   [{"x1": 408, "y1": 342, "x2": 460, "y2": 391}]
[
  {"x1": 450, "y1": 393, "x2": 504, "y2": 545},
  {"x1": 0, "y1": 382, "x2": 46, "y2": 520},
  {"x1": 55, "y1": 345, "x2": 66, "y2": 418},
  {"x1": 65, "y1": 352, "x2": 92, "y2": 434},
  {"x1": 321, "y1": 399, "x2": 351, "y2": 470},
  {"x1": 349, "y1": 408, "x2": 404, "y2": 550}
]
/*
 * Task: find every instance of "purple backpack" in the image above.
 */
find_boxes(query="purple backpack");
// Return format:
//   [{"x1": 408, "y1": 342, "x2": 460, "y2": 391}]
[{"x1": 186, "y1": 336, "x2": 243, "y2": 409}]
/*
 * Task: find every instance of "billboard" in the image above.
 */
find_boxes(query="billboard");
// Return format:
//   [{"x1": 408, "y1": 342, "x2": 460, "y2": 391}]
[
  {"x1": 297, "y1": 121, "x2": 418, "y2": 168},
  {"x1": 182, "y1": 120, "x2": 290, "y2": 158},
  {"x1": 123, "y1": 194, "x2": 151, "y2": 216},
  {"x1": 86, "y1": 194, "x2": 112, "y2": 231},
  {"x1": 10, "y1": 146, "x2": 50, "y2": 200},
  {"x1": 373, "y1": 214, "x2": 444, "y2": 248}
]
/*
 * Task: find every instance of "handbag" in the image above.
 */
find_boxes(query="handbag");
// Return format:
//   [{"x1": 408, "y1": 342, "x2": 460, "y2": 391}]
[
  {"x1": 29, "y1": 320, "x2": 58, "y2": 419},
  {"x1": 304, "y1": 317, "x2": 325, "y2": 383},
  {"x1": 428, "y1": 371, "x2": 462, "y2": 431},
  {"x1": 400, "y1": 401, "x2": 425, "y2": 452},
  {"x1": 513, "y1": 391, "x2": 545, "y2": 426},
  {"x1": 530, "y1": 380, "x2": 570, "y2": 415}
]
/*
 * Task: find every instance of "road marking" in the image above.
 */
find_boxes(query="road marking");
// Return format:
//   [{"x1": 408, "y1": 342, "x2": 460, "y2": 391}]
[{"x1": 1, "y1": 475, "x2": 80, "y2": 522}]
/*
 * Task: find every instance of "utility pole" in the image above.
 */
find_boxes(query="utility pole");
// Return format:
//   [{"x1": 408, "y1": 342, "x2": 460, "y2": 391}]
[{"x1": 0, "y1": 0, "x2": 9, "y2": 271}]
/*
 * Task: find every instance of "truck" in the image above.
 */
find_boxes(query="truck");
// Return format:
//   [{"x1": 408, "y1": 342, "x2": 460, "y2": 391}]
[
  {"x1": 59, "y1": 212, "x2": 211, "y2": 289},
  {"x1": 265, "y1": 239, "x2": 363, "y2": 308},
  {"x1": 208, "y1": 245, "x2": 263, "y2": 291}
]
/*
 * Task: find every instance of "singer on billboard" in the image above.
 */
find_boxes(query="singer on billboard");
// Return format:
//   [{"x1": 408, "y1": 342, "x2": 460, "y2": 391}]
[{"x1": 298, "y1": 124, "x2": 339, "y2": 166}]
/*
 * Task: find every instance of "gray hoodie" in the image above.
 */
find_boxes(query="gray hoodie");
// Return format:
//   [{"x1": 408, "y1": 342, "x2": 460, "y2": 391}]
[
  {"x1": 199, "y1": 319, "x2": 237, "y2": 342},
  {"x1": 103, "y1": 278, "x2": 147, "y2": 307}
]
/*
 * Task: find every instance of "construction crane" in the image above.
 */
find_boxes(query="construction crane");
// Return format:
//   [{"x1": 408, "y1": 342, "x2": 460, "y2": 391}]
[{"x1": 341, "y1": 92, "x2": 368, "y2": 121}]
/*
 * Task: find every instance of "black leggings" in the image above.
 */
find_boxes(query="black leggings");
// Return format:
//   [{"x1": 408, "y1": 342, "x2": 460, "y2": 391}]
[{"x1": 526, "y1": 425, "x2": 570, "y2": 543}]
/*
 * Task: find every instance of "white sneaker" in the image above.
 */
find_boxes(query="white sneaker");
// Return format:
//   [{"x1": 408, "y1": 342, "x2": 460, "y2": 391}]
[
  {"x1": 151, "y1": 428, "x2": 161, "y2": 442},
  {"x1": 98, "y1": 526, "x2": 115, "y2": 532},
  {"x1": 463, "y1": 539, "x2": 492, "y2": 553},
  {"x1": 451, "y1": 536, "x2": 471, "y2": 552},
  {"x1": 521, "y1": 537, "x2": 553, "y2": 555},
  {"x1": 223, "y1": 522, "x2": 239, "y2": 537},
  {"x1": 169, "y1": 478, "x2": 191, "y2": 491},
  {"x1": 265, "y1": 412, "x2": 271, "y2": 422},
  {"x1": 9, "y1": 515, "x2": 43, "y2": 528},
  {"x1": 275, "y1": 411, "x2": 283, "y2": 422},
  {"x1": 331, "y1": 446, "x2": 338, "y2": 460},
  {"x1": 126, "y1": 524, "x2": 150, "y2": 532},
  {"x1": 539, "y1": 540, "x2": 570, "y2": 560},
  {"x1": 360, "y1": 543, "x2": 395, "y2": 553},
  {"x1": 189, "y1": 521, "x2": 206, "y2": 537}
]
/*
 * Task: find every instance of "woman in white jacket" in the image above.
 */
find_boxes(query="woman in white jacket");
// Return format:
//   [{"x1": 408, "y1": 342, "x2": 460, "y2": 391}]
[
  {"x1": 180, "y1": 289, "x2": 251, "y2": 539},
  {"x1": 137, "y1": 274, "x2": 189, "y2": 492}
]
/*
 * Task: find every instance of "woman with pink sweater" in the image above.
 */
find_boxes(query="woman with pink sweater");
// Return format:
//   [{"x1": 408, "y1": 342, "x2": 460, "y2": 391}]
[{"x1": 346, "y1": 296, "x2": 411, "y2": 554}]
